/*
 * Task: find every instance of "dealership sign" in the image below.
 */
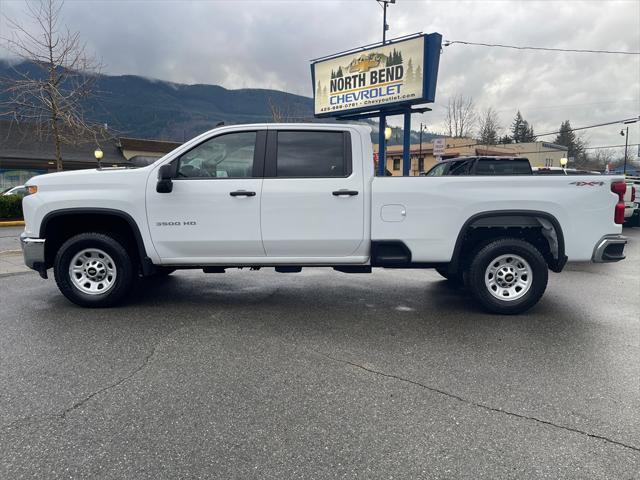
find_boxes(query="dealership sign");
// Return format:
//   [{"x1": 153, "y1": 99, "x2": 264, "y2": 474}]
[{"x1": 311, "y1": 33, "x2": 442, "y2": 118}]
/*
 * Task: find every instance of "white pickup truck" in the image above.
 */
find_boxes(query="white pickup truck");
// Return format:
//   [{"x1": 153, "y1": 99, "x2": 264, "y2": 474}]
[{"x1": 20, "y1": 124, "x2": 628, "y2": 314}]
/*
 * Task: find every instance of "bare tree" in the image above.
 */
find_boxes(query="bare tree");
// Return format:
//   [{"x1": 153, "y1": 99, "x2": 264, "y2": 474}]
[
  {"x1": 591, "y1": 148, "x2": 615, "y2": 169},
  {"x1": 477, "y1": 107, "x2": 501, "y2": 145},
  {"x1": 444, "y1": 93, "x2": 476, "y2": 138},
  {"x1": 0, "y1": 0, "x2": 102, "y2": 171},
  {"x1": 267, "y1": 97, "x2": 310, "y2": 123}
]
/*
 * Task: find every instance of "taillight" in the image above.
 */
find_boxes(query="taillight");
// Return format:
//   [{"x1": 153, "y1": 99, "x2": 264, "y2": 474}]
[
  {"x1": 632, "y1": 185, "x2": 636, "y2": 203},
  {"x1": 611, "y1": 181, "x2": 626, "y2": 224}
]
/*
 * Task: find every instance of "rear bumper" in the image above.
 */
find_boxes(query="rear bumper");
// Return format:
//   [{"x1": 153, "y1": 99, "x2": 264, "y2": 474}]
[
  {"x1": 592, "y1": 235, "x2": 626, "y2": 263},
  {"x1": 20, "y1": 233, "x2": 46, "y2": 275}
]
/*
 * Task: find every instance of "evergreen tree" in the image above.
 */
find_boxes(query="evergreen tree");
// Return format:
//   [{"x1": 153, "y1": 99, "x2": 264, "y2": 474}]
[
  {"x1": 554, "y1": 120, "x2": 585, "y2": 161},
  {"x1": 336, "y1": 66, "x2": 343, "y2": 77},
  {"x1": 478, "y1": 107, "x2": 500, "y2": 145},
  {"x1": 406, "y1": 59, "x2": 414, "y2": 83},
  {"x1": 499, "y1": 135, "x2": 512, "y2": 144},
  {"x1": 511, "y1": 111, "x2": 536, "y2": 143},
  {"x1": 414, "y1": 65, "x2": 422, "y2": 82}
]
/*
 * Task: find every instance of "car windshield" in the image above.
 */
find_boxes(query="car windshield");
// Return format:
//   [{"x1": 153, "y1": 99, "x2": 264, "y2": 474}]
[{"x1": 425, "y1": 163, "x2": 448, "y2": 176}]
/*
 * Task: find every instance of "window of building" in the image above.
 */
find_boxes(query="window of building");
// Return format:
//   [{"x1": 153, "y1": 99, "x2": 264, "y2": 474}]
[
  {"x1": 418, "y1": 157, "x2": 424, "y2": 173},
  {"x1": 393, "y1": 158, "x2": 400, "y2": 171},
  {"x1": 276, "y1": 131, "x2": 349, "y2": 177}
]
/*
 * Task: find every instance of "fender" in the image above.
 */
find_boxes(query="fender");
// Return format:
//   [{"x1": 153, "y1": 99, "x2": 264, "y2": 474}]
[
  {"x1": 450, "y1": 210, "x2": 567, "y2": 273},
  {"x1": 39, "y1": 207, "x2": 155, "y2": 275}
]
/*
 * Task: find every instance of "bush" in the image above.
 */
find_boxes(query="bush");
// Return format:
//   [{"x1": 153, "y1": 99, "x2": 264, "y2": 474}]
[{"x1": 0, "y1": 195, "x2": 24, "y2": 220}]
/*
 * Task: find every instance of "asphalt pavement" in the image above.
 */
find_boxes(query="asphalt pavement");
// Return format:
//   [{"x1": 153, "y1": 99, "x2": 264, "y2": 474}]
[{"x1": 1, "y1": 227, "x2": 639, "y2": 479}]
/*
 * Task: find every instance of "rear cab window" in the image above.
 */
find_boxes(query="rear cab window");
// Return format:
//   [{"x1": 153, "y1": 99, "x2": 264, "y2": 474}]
[
  {"x1": 269, "y1": 130, "x2": 352, "y2": 178},
  {"x1": 474, "y1": 158, "x2": 532, "y2": 175}
]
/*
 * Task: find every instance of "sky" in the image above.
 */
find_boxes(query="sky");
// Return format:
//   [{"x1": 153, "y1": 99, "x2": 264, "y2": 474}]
[{"x1": 1, "y1": 0, "x2": 639, "y2": 153}]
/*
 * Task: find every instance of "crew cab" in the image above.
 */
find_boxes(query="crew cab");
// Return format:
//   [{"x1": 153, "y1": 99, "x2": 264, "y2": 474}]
[{"x1": 20, "y1": 124, "x2": 628, "y2": 314}]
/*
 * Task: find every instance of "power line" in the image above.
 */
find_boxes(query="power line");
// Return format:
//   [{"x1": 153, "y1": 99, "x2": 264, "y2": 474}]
[
  {"x1": 444, "y1": 40, "x2": 640, "y2": 55},
  {"x1": 433, "y1": 116, "x2": 640, "y2": 150},
  {"x1": 536, "y1": 117, "x2": 640, "y2": 137}
]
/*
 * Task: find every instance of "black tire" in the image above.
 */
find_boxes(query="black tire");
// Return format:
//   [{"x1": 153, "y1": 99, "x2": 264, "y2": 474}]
[
  {"x1": 435, "y1": 266, "x2": 465, "y2": 285},
  {"x1": 54, "y1": 232, "x2": 135, "y2": 307},
  {"x1": 467, "y1": 238, "x2": 548, "y2": 315}
]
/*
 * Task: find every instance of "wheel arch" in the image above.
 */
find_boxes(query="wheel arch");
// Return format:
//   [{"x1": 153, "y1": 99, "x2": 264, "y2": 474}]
[
  {"x1": 450, "y1": 210, "x2": 567, "y2": 273},
  {"x1": 40, "y1": 208, "x2": 154, "y2": 274}
]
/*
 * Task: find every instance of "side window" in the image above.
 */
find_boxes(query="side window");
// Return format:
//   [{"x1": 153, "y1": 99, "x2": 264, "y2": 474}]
[
  {"x1": 475, "y1": 159, "x2": 532, "y2": 175},
  {"x1": 425, "y1": 163, "x2": 448, "y2": 177},
  {"x1": 448, "y1": 160, "x2": 472, "y2": 176},
  {"x1": 276, "y1": 131, "x2": 350, "y2": 177},
  {"x1": 177, "y1": 131, "x2": 256, "y2": 178}
]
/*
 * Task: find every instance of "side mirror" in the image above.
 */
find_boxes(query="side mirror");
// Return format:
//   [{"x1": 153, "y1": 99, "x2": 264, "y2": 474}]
[{"x1": 156, "y1": 164, "x2": 175, "y2": 193}]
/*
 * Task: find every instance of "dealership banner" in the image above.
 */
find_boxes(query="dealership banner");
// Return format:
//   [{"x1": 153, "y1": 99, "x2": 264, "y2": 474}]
[{"x1": 311, "y1": 33, "x2": 441, "y2": 118}]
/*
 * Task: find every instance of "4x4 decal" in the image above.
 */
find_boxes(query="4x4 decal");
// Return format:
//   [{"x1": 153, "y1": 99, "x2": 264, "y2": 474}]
[{"x1": 569, "y1": 181, "x2": 604, "y2": 187}]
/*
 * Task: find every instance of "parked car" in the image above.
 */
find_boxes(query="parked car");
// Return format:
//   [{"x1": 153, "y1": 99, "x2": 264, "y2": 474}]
[
  {"x1": 20, "y1": 124, "x2": 627, "y2": 314},
  {"x1": 624, "y1": 181, "x2": 637, "y2": 222},
  {"x1": 422, "y1": 156, "x2": 532, "y2": 176},
  {"x1": 2, "y1": 185, "x2": 28, "y2": 197},
  {"x1": 533, "y1": 167, "x2": 601, "y2": 175}
]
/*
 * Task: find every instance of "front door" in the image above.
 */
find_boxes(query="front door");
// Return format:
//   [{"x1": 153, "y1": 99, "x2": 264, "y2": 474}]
[
  {"x1": 260, "y1": 129, "x2": 365, "y2": 258},
  {"x1": 146, "y1": 130, "x2": 266, "y2": 262}
]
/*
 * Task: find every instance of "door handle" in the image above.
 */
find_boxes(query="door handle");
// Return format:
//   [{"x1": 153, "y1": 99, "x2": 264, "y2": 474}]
[
  {"x1": 332, "y1": 189, "x2": 359, "y2": 196},
  {"x1": 229, "y1": 190, "x2": 256, "y2": 197}
]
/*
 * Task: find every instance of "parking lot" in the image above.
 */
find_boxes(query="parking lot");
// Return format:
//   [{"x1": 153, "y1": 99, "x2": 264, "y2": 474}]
[{"x1": 1, "y1": 227, "x2": 638, "y2": 479}]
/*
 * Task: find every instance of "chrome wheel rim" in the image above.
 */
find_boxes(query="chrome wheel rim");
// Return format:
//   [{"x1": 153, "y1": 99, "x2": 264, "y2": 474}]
[
  {"x1": 485, "y1": 254, "x2": 532, "y2": 302},
  {"x1": 69, "y1": 248, "x2": 117, "y2": 295}
]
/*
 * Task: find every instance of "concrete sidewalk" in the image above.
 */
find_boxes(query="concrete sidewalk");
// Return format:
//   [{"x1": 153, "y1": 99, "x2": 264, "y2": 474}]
[{"x1": 0, "y1": 251, "x2": 30, "y2": 276}]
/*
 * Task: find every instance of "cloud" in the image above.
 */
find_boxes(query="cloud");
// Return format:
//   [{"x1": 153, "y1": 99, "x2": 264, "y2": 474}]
[{"x1": 1, "y1": 0, "x2": 638, "y2": 149}]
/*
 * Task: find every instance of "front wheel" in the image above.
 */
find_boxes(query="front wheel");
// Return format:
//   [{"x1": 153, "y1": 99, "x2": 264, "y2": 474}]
[
  {"x1": 467, "y1": 238, "x2": 548, "y2": 315},
  {"x1": 54, "y1": 232, "x2": 135, "y2": 307}
]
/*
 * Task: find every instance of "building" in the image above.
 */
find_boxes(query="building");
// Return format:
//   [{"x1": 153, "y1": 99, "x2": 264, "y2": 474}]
[
  {"x1": 374, "y1": 137, "x2": 569, "y2": 176},
  {"x1": 118, "y1": 137, "x2": 182, "y2": 165},
  {"x1": 0, "y1": 121, "x2": 182, "y2": 190}
]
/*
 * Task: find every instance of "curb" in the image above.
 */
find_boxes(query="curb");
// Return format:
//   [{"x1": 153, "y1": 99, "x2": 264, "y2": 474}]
[{"x1": 0, "y1": 221, "x2": 24, "y2": 227}]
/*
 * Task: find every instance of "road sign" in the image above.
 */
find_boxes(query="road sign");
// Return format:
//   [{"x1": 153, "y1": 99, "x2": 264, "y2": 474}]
[{"x1": 433, "y1": 137, "x2": 446, "y2": 156}]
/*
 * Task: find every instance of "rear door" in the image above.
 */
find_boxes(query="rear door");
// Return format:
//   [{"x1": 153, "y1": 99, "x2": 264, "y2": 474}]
[{"x1": 260, "y1": 129, "x2": 365, "y2": 258}]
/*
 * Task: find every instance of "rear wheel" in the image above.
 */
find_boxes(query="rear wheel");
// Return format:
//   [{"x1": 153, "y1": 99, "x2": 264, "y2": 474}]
[
  {"x1": 467, "y1": 238, "x2": 548, "y2": 315},
  {"x1": 54, "y1": 232, "x2": 135, "y2": 307}
]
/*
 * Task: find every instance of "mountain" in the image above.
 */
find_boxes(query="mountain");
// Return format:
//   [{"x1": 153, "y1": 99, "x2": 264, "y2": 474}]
[{"x1": 0, "y1": 60, "x2": 437, "y2": 144}]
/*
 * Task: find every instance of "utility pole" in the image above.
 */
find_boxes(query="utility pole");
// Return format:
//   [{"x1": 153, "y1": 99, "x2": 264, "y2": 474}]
[
  {"x1": 419, "y1": 122, "x2": 424, "y2": 160},
  {"x1": 621, "y1": 118, "x2": 638, "y2": 175},
  {"x1": 623, "y1": 126, "x2": 629, "y2": 175},
  {"x1": 376, "y1": 0, "x2": 396, "y2": 177}
]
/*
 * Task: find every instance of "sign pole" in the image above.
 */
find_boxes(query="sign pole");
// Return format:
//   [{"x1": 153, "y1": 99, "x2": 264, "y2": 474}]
[
  {"x1": 378, "y1": 113, "x2": 387, "y2": 177},
  {"x1": 402, "y1": 112, "x2": 411, "y2": 176}
]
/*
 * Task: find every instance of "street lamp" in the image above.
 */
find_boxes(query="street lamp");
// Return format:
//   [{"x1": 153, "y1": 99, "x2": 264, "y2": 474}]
[
  {"x1": 419, "y1": 122, "x2": 425, "y2": 162},
  {"x1": 620, "y1": 118, "x2": 638, "y2": 175},
  {"x1": 384, "y1": 126, "x2": 392, "y2": 141},
  {"x1": 377, "y1": 0, "x2": 396, "y2": 44},
  {"x1": 94, "y1": 148, "x2": 103, "y2": 169},
  {"x1": 560, "y1": 157, "x2": 568, "y2": 168}
]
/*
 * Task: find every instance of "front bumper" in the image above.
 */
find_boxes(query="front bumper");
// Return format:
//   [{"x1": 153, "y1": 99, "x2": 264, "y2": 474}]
[
  {"x1": 20, "y1": 233, "x2": 47, "y2": 276},
  {"x1": 592, "y1": 235, "x2": 627, "y2": 263}
]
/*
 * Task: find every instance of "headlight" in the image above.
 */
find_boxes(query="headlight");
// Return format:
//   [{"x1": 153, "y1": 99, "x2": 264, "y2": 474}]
[{"x1": 25, "y1": 185, "x2": 38, "y2": 195}]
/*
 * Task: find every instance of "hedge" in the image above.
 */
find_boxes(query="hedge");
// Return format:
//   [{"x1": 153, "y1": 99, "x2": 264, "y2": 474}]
[{"x1": 0, "y1": 195, "x2": 24, "y2": 220}]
